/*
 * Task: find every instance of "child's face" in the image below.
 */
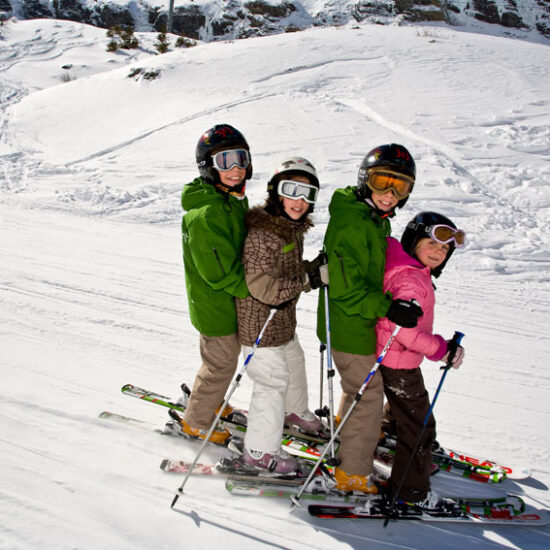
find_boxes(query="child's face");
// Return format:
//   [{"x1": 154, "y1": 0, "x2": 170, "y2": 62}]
[
  {"x1": 218, "y1": 166, "x2": 246, "y2": 187},
  {"x1": 371, "y1": 190, "x2": 398, "y2": 212},
  {"x1": 280, "y1": 175, "x2": 311, "y2": 220},
  {"x1": 415, "y1": 238, "x2": 450, "y2": 269},
  {"x1": 282, "y1": 197, "x2": 309, "y2": 220}
]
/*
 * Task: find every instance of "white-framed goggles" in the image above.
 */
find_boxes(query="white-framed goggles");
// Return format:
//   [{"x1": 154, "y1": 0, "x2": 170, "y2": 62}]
[
  {"x1": 424, "y1": 224, "x2": 466, "y2": 248},
  {"x1": 212, "y1": 148, "x2": 250, "y2": 171},
  {"x1": 277, "y1": 180, "x2": 318, "y2": 204},
  {"x1": 366, "y1": 168, "x2": 414, "y2": 200}
]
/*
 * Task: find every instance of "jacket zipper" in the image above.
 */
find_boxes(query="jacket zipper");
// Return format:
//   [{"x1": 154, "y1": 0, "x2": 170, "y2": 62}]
[
  {"x1": 335, "y1": 251, "x2": 349, "y2": 289},
  {"x1": 212, "y1": 248, "x2": 226, "y2": 277}
]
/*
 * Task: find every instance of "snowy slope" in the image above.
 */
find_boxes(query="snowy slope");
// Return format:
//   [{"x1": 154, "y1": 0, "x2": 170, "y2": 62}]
[
  {"x1": 7, "y1": 0, "x2": 550, "y2": 41},
  {"x1": 1, "y1": 16, "x2": 550, "y2": 549}
]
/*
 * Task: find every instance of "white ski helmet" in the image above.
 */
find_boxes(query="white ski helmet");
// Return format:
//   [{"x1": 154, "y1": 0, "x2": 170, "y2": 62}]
[
  {"x1": 269, "y1": 157, "x2": 319, "y2": 188},
  {"x1": 266, "y1": 157, "x2": 319, "y2": 216}
]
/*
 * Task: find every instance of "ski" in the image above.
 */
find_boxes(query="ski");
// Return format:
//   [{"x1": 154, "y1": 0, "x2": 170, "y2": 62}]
[
  {"x1": 159, "y1": 458, "x2": 383, "y2": 503},
  {"x1": 434, "y1": 452, "x2": 505, "y2": 483},
  {"x1": 160, "y1": 457, "x2": 310, "y2": 485},
  {"x1": 97, "y1": 410, "x2": 513, "y2": 489},
  {"x1": 161, "y1": 459, "x2": 227, "y2": 477},
  {"x1": 120, "y1": 383, "x2": 245, "y2": 437},
  {"x1": 226, "y1": 478, "x2": 374, "y2": 503},
  {"x1": 225, "y1": 475, "x2": 520, "y2": 511},
  {"x1": 158, "y1": 454, "x2": 527, "y2": 518},
  {"x1": 307, "y1": 497, "x2": 550, "y2": 526},
  {"x1": 167, "y1": 460, "x2": 543, "y2": 524},
  {"x1": 99, "y1": 410, "x2": 230, "y2": 444},
  {"x1": 381, "y1": 432, "x2": 527, "y2": 481},
  {"x1": 119, "y1": 383, "x2": 529, "y2": 482},
  {"x1": 99, "y1": 409, "x2": 334, "y2": 461},
  {"x1": 99, "y1": 411, "x2": 165, "y2": 433},
  {"x1": 374, "y1": 444, "x2": 506, "y2": 483},
  {"x1": 226, "y1": 479, "x2": 543, "y2": 526},
  {"x1": 432, "y1": 446, "x2": 531, "y2": 480},
  {"x1": 121, "y1": 383, "x2": 328, "y2": 443}
]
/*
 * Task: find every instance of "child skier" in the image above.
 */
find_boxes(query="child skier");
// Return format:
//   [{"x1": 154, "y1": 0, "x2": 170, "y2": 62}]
[
  {"x1": 376, "y1": 211, "x2": 466, "y2": 508},
  {"x1": 179, "y1": 124, "x2": 252, "y2": 445},
  {"x1": 236, "y1": 157, "x2": 326, "y2": 473},
  {"x1": 318, "y1": 144, "x2": 423, "y2": 494}
]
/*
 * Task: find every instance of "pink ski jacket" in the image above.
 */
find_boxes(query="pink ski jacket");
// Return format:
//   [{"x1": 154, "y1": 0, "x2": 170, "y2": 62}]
[{"x1": 375, "y1": 237, "x2": 447, "y2": 370}]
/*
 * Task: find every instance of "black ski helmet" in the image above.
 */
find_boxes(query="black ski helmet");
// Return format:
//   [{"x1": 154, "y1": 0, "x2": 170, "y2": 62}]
[
  {"x1": 195, "y1": 124, "x2": 252, "y2": 185},
  {"x1": 357, "y1": 143, "x2": 416, "y2": 209},
  {"x1": 266, "y1": 157, "x2": 319, "y2": 218},
  {"x1": 401, "y1": 211, "x2": 458, "y2": 278}
]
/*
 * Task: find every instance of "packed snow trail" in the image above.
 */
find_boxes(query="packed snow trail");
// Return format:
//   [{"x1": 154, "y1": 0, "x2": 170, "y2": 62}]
[{"x1": 1, "y1": 18, "x2": 550, "y2": 550}]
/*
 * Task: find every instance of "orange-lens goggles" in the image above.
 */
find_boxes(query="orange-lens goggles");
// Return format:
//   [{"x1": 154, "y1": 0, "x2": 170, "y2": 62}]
[
  {"x1": 431, "y1": 225, "x2": 466, "y2": 248},
  {"x1": 367, "y1": 169, "x2": 414, "y2": 200}
]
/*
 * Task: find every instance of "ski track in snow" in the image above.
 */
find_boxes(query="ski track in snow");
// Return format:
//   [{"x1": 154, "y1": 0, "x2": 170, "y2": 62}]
[
  {"x1": 65, "y1": 93, "x2": 280, "y2": 166},
  {"x1": 1, "y1": 18, "x2": 550, "y2": 550}
]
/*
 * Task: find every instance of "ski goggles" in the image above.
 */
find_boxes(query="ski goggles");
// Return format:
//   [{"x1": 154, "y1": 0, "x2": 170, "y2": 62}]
[
  {"x1": 425, "y1": 224, "x2": 466, "y2": 248},
  {"x1": 212, "y1": 149, "x2": 250, "y2": 171},
  {"x1": 277, "y1": 180, "x2": 319, "y2": 204},
  {"x1": 366, "y1": 168, "x2": 414, "y2": 200}
]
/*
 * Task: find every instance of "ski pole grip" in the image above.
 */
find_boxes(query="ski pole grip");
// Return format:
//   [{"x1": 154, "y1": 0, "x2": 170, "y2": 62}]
[{"x1": 444, "y1": 331, "x2": 465, "y2": 369}]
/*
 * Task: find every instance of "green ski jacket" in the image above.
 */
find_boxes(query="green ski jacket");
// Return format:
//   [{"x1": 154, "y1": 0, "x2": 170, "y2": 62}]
[
  {"x1": 317, "y1": 187, "x2": 393, "y2": 355},
  {"x1": 181, "y1": 177, "x2": 249, "y2": 337}
]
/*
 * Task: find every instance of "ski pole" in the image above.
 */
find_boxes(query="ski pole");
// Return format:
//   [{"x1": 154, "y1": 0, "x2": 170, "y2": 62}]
[
  {"x1": 318, "y1": 340, "x2": 326, "y2": 413},
  {"x1": 323, "y1": 283, "x2": 336, "y2": 460},
  {"x1": 290, "y1": 325, "x2": 401, "y2": 509},
  {"x1": 383, "y1": 331, "x2": 465, "y2": 527},
  {"x1": 171, "y1": 308, "x2": 277, "y2": 509},
  {"x1": 313, "y1": 285, "x2": 336, "y2": 459}
]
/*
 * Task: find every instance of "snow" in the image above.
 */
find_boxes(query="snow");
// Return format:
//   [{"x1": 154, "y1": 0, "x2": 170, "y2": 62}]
[{"x1": 1, "y1": 14, "x2": 550, "y2": 550}]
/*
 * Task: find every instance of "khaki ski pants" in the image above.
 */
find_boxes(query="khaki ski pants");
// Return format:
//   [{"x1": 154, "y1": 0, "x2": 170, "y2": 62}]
[
  {"x1": 183, "y1": 333, "x2": 241, "y2": 430},
  {"x1": 333, "y1": 350, "x2": 384, "y2": 476}
]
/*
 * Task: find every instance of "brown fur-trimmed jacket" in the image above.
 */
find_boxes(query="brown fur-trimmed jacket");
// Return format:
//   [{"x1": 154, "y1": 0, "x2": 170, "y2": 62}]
[{"x1": 236, "y1": 205, "x2": 312, "y2": 347}]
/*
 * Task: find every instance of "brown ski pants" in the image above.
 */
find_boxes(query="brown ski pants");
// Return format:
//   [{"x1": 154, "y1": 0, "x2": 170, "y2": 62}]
[
  {"x1": 333, "y1": 350, "x2": 384, "y2": 476},
  {"x1": 183, "y1": 333, "x2": 241, "y2": 430}
]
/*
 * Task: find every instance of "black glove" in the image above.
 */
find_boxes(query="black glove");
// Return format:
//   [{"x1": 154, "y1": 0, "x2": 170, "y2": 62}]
[
  {"x1": 303, "y1": 251, "x2": 329, "y2": 292},
  {"x1": 444, "y1": 339, "x2": 465, "y2": 369},
  {"x1": 386, "y1": 299, "x2": 423, "y2": 328}
]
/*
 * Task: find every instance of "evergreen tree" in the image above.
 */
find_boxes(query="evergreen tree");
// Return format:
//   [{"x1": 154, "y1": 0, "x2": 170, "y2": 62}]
[{"x1": 155, "y1": 29, "x2": 170, "y2": 54}]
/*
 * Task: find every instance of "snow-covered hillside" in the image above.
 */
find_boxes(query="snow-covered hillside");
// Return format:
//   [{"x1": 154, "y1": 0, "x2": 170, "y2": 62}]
[
  {"x1": 4, "y1": 0, "x2": 550, "y2": 42},
  {"x1": 1, "y1": 16, "x2": 549, "y2": 549}
]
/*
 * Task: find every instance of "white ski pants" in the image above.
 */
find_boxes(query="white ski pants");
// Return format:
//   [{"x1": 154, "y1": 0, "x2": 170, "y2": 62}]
[{"x1": 243, "y1": 334, "x2": 309, "y2": 453}]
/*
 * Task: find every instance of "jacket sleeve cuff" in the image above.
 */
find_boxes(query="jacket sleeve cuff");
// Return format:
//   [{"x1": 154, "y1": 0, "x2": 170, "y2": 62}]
[{"x1": 426, "y1": 335, "x2": 447, "y2": 361}]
